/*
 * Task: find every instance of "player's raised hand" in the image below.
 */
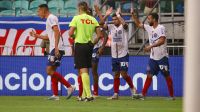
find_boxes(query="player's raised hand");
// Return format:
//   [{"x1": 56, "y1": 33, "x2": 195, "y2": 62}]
[
  {"x1": 131, "y1": 8, "x2": 134, "y2": 15},
  {"x1": 105, "y1": 7, "x2": 113, "y2": 16},
  {"x1": 116, "y1": 7, "x2": 121, "y2": 16},
  {"x1": 94, "y1": 4, "x2": 100, "y2": 12}
]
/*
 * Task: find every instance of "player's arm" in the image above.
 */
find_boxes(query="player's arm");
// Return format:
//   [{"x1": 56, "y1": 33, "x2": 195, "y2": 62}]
[
  {"x1": 130, "y1": 9, "x2": 144, "y2": 29},
  {"x1": 68, "y1": 27, "x2": 76, "y2": 38},
  {"x1": 29, "y1": 30, "x2": 49, "y2": 40},
  {"x1": 93, "y1": 26, "x2": 101, "y2": 45},
  {"x1": 116, "y1": 8, "x2": 128, "y2": 30},
  {"x1": 52, "y1": 25, "x2": 61, "y2": 57},
  {"x1": 98, "y1": 30, "x2": 108, "y2": 55},
  {"x1": 101, "y1": 7, "x2": 113, "y2": 30},
  {"x1": 144, "y1": 36, "x2": 166, "y2": 52}
]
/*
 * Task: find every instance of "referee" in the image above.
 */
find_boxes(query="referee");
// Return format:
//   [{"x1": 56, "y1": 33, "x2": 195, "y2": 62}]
[{"x1": 68, "y1": 1, "x2": 101, "y2": 102}]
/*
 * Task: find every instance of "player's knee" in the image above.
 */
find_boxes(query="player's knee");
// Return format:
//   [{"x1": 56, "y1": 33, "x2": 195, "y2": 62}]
[
  {"x1": 46, "y1": 68, "x2": 54, "y2": 76},
  {"x1": 162, "y1": 70, "x2": 170, "y2": 77},
  {"x1": 120, "y1": 71, "x2": 128, "y2": 78},
  {"x1": 114, "y1": 72, "x2": 120, "y2": 78}
]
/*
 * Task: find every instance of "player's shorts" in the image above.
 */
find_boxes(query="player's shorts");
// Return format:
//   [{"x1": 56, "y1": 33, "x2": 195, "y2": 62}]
[
  {"x1": 47, "y1": 49, "x2": 65, "y2": 67},
  {"x1": 112, "y1": 54, "x2": 129, "y2": 72},
  {"x1": 147, "y1": 56, "x2": 170, "y2": 76},
  {"x1": 92, "y1": 48, "x2": 100, "y2": 63},
  {"x1": 74, "y1": 42, "x2": 93, "y2": 69}
]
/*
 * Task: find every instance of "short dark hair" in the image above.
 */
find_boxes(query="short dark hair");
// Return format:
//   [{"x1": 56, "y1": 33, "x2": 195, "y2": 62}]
[
  {"x1": 38, "y1": 4, "x2": 49, "y2": 10},
  {"x1": 149, "y1": 13, "x2": 159, "y2": 22}
]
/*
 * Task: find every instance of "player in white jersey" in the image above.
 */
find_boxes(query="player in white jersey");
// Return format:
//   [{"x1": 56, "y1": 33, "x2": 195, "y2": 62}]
[
  {"x1": 29, "y1": 4, "x2": 75, "y2": 100},
  {"x1": 131, "y1": 11, "x2": 175, "y2": 100},
  {"x1": 103, "y1": 8, "x2": 140, "y2": 100}
]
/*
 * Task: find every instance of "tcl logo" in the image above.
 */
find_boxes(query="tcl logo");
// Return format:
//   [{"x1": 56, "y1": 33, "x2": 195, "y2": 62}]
[{"x1": 80, "y1": 19, "x2": 95, "y2": 24}]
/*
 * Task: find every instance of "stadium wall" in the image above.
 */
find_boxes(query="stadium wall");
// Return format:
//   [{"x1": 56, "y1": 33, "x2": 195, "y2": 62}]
[
  {"x1": 0, "y1": 16, "x2": 131, "y2": 56},
  {"x1": 0, "y1": 56, "x2": 183, "y2": 97}
]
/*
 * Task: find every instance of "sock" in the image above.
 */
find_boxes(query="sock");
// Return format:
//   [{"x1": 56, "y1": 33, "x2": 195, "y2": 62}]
[
  {"x1": 165, "y1": 76, "x2": 174, "y2": 97},
  {"x1": 78, "y1": 75, "x2": 83, "y2": 97},
  {"x1": 123, "y1": 75, "x2": 134, "y2": 89},
  {"x1": 51, "y1": 76, "x2": 58, "y2": 96},
  {"x1": 142, "y1": 76, "x2": 152, "y2": 96},
  {"x1": 81, "y1": 73, "x2": 92, "y2": 98},
  {"x1": 114, "y1": 77, "x2": 120, "y2": 94},
  {"x1": 53, "y1": 72, "x2": 71, "y2": 88},
  {"x1": 93, "y1": 83, "x2": 98, "y2": 96}
]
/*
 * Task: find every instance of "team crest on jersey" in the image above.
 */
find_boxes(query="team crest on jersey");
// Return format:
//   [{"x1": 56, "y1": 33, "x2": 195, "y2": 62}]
[
  {"x1": 118, "y1": 30, "x2": 122, "y2": 34},
  {"x1": 153, "y1": 33, "x2": 158, "y2": 38}
]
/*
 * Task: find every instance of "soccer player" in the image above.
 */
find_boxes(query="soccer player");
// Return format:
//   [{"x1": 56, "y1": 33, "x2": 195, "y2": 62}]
[
  {"x1": 103, "y1": 8, "x2": 140, "y2": 100},
  {"x1": 68, "y1": 1, "x2": 101, "y2": 102},
  {"x1": 91, "y1": 5, "x2": 108, "y2": 98},
  {"x1": 131, "y1": 11, "x2": 175, "y2": 100},
  {"x1": 29, "y1": 4, "x2": 75, "y2": 100}
]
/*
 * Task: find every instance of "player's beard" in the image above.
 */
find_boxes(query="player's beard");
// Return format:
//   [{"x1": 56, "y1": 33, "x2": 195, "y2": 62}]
[{"x1": 149, "y1": 22, "x2": 153, "y2": 26}]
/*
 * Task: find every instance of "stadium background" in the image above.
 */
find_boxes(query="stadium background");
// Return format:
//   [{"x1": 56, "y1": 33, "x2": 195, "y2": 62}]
[{"x1": 0, "y1": 0, "x2": 184, "y2": 97}]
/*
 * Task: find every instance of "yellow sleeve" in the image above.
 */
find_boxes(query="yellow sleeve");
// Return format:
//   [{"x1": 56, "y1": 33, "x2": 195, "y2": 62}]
[{"x1": 69, "y1": 16, "x2": 77, "y2": 27}]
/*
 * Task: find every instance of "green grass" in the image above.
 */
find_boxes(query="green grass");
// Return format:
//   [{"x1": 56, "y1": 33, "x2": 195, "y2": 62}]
[{"x1": 0, "y1": 96, "x2": 182, "y2": 112}]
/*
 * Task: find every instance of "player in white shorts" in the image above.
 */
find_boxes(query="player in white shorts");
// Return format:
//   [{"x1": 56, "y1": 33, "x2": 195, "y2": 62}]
[
  {"x1": 29, "y1": 4, "x2": 75, "y2": 101},
  {"x1": 131, "y1": 11, "x2": 175, "y2": 100}
]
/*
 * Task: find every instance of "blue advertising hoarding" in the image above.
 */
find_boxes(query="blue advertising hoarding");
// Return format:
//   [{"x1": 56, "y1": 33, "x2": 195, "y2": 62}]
[{"x1": 0, "y1": 56, "x2": 183, "y2": 97}]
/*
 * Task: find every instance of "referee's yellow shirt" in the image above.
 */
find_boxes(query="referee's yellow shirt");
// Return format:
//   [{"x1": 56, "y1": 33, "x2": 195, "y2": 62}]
[{"x1": 69, "y1": 13, "x2": 99, "y2": 44}]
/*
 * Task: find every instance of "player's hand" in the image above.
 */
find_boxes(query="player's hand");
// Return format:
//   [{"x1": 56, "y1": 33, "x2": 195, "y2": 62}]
[
  {"x1": 94, "y1": 4, "x2": 100, "y2": 12},
  {"x1": 144, "y1": 45, "x2": 153, "y2": 52},
  {"x1": 105, "y1": 7, "x2": 113, "y2": 16},
  {"x1": 29, "y1": 30, "x2": 37, "y2": 38},
  {"x1": 55, "y1": 48, "x2": 60, "y2": 58},
  {"x1": 116, "y1": 7, "x2": 121, "y2": 17},
  {"x1": 131, "y1": 8, "x2": 135, "y2": 15},
  {"x1": 97, "y1": 47, "x2": 104, "y2": 56}
]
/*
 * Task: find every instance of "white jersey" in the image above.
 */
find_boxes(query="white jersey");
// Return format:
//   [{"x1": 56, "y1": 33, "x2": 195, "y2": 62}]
[
  {"x1": 144, "y1": 24, "x2": 168, "y2": 60},
  {"x1": 108, "y1": 24, "x2": 129, "y2": 58},
  {"x1": 46, "y1": 14, "x2": 65, "y2": 52}
]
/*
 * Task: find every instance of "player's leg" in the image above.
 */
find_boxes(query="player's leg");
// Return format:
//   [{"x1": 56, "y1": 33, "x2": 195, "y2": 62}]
[
  {"x1": 47, "y1": 49, "x2": 75, "y2": 100},
  {"x1": 77, "y1": 70, "x2": 83, "y2": 98},
  {"x1": 46, "y1": 66, "x2": 59, "y2": 100},
  {"x1": 107, "y1": 58, "x2": 120, "y2": 100},
  {"x1": 159, "y1": 57, "x2": 175, "y2": 100},
  {"x1": 118, "y1": 55, "x2": 138, "y2": 97},
  {"x1": 91, "y1": 48, "x2": 100, "y2": 97},
  {"x1": 92, "y1": 62, "x2": 99, "y2": 97},
  {"x1": 142, "y1": 59, "x2": 159, "y2": 97},
  {"x1": 107, "y1": 71, "x2": 120, "y2": 100}
]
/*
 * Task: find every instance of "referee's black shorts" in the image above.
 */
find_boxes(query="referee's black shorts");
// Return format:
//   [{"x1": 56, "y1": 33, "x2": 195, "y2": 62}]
[{"x1": 74, "y1": 42, "x2": 94, "y2": 69}]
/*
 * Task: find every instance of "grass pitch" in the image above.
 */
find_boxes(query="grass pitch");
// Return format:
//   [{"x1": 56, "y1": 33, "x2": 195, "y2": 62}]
[{"x1": 0, "y1": 96, "x2": 182, "y2": 112}]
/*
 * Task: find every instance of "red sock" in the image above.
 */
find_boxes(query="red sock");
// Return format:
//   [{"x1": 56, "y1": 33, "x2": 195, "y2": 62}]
[
  {"x1": 142, "y1": 76, "x2": 152, "y2": 96},
  {"x1": 51, "y1": 76, "x2": 58, "y2": 96},
  {"x1": 93, "y1": 83, "x2": 98, "y2": 96},
  {"x1": 78, "y1": 75, "x2": 83, "y2": 97},
  {"x1": 165, "y1": 76, "x2": 174, "y2": 97},
  {"x1": 53, "y1": 72, "x2": 71, "y2": 88},
  {"x1": 114, "y1": 78, "x2": 120, "y2": 93},
  {"x1": 123, "y1": 75, "x2": 134, "y2": 89}
]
